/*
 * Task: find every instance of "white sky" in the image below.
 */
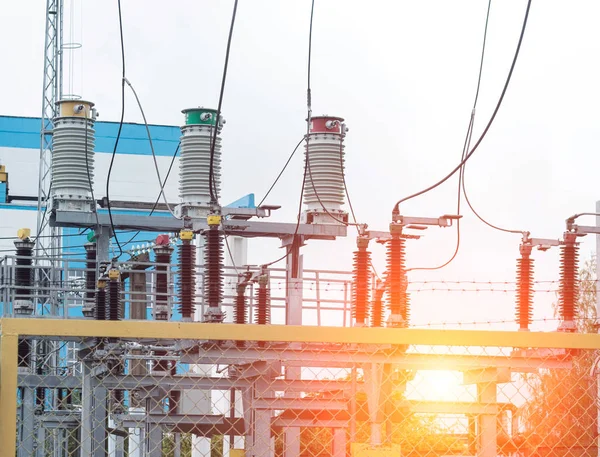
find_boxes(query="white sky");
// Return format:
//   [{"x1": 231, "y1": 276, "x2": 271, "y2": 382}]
[{"x1": 2, "y1": 0, "x2": 600, "y2": 329}]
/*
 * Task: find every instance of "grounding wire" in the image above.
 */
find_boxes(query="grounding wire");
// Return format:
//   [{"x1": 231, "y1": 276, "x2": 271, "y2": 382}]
[
  {"x1": 208, "y1": 0, "x2": 239, "y2": 206},
  {"x1": 124, "y1": 78, "x2": 179, "y2": 219},
  {"x1": 257, "y1": 137, "x2": 305, "y2": 208},
  {"x1": 392, "y1": 0, "x2": 532, "y2": 216},
  {"x1": 106, "y1": 0, "x2": 127, "y2": 259}
]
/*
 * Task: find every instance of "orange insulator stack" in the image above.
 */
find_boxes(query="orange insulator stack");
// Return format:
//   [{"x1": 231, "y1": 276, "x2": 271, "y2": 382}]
[
  {"x1": 516, "y1": 242, "x2": 534, "y2": 331},
  {"x1": 352, "y1": 236, "x2": 371, "y2": 326},
  {"x1": 559, "y1": 233, "x2": 579, "y2": 331}
]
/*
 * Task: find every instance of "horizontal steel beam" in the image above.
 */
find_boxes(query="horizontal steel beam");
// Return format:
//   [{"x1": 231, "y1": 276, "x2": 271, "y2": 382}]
[
  {"x1": 4, "y1": 317, "x2": 600, "y2": 350},
  {"x1": 253, "y1": 397, "x2": 347, "y2": 411}
]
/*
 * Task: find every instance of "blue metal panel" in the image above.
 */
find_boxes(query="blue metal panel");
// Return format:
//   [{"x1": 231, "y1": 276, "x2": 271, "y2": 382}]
[
  {"x1": 0, "y1": 115, "x2": 180, "y2": 157},
  {"x1": 0, "y1": 182, "x2": 6, "y2": 203}
]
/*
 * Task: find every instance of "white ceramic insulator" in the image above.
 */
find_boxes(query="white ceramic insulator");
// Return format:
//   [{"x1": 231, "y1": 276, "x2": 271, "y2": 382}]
[
  {"x1": 303, "y1": 132, "x2": 345, "y2": 211},
  {"x1": 179, "y1": 125, "x2": 221, "y2": 208},
  {"x1": 51, "y1": 117, "x2": 95, "y2": 201}
]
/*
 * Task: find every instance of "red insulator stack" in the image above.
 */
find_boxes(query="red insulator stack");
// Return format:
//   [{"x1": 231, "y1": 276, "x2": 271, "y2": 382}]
[
  {"x1": 370, "y1": 279, "x2": 385, "y2": 328},
  {"x1": 178, "y1": 230, "x2": 196, "y2": 320},
  {"x1": 352, "y1": 237, "x2": 371, "y2": 326},
  {"x1": 516, "y1": 243, "x2": 534, "y2": 331},
  {"x1": 234, "y1": 276, "x2": 250, "y2": 348},
  {"x1": 256, "y1": 275, "x2": 270, "y2": 348},
  {"x1": 559, "y1": 233, "x2": 579, "y2": 330},
  {"x1": 387, "y1": 224, "x2": 409, "y2": 327},
  {"x1": 95, "y1": 280, "x2": 107, "y2": 321},
  {"x1": 107, "y1": 269, "x2": 122, "y2": 321},
  {"x1": 203, "y1": 216, "x2": 225, "y2": 322}
]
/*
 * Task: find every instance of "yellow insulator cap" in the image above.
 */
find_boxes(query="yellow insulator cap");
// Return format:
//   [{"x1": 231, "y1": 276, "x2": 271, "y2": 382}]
[
  {"x1": 97, "y1": 279, "x2": 107, "y2": 288},
  {"x1": 108, "y1": 269, "x2": 120, "y2": 280},
  {"x1": 180, "y1": 229, "x2": 194, "y2": 240},
  {"x1": 207, "y1": 215, "x2": 222, "y2": 226},
  {"x1": 17, "y1": 228, "x2": 31, "y2": 240}
]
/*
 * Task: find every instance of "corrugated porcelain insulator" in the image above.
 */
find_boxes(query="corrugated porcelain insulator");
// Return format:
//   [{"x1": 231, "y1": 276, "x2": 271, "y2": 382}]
[
  {"x1": 178, "y1": 240, "x2": 196, "y2": 320},
  {"x1": 108, "y1": 278, "x2": 122, "y2": 321},
  {"x1": 352, "y1": 248, "x2": 371, "y2": 325},
  {"x1": 154, "y1": 245, "x2": 174, "y2": 321},
  {"x1": 83, "y1": 243, "x2": 97, "y2": 317},
  {"x1": 256, "y1": 281, "x2": 270, "y2": 325},
  {"x1": 387, "y1": 236, "x2": 409, "y2": 326},
  {"x1": 95, "y1": 286, "x2": 107, "y2": 321},
  {"x1": 303, "y1": 116, "x2": 348, "y2": 223},
  {"x1": 559, "y1": 238, "x2": 579, "y2": 327},
  {"x1": 179, "y1": 108, "x2": 223, "y2": 217},
  {"x1": 204, "y1": 227, "x2": 224, "y2": 309},
  {"x1": 51, "y1": 100, "x2": 96, "y2": 211},
  {"x1": 516, "y1": 254, "x2": 534, "y2": 331},
  {"x1": 153, "y1": 349, "x2": 170, "y2": 373}
]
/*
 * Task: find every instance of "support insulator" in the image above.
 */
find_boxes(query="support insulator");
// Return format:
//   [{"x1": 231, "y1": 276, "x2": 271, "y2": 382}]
[
  {"x1": 515, "y1": 245, "x2": 534, "y2": 331},
  {"x1": 178, "y1": 230, "x2": 196, "y2": 320},
  {"x1": 83, "y1": 242, "x2": 97, "y2": 318},
  {"x1": 95, "y1": 281, "x2": 107, "y2": 321},
  {"x1": 370, "y1": 280, "x2": 385, "y2": 328},
  {"x1": 559, "y1": 234, "x2": 579, "y2": 330},
  {"x1": 153, "y1": 349, "x2": 170, "y2": 373},
  {"x1": 178, "y1": 108, "x2": 224, "y2": 218},
  {"x1": 169, "y1": 362, "x2": 180, "y2": 415},
  {"x1": 234, "y1": 282, "x2": 248, "y2": 325},
  {"x1": 14, "y1": 238, "x2": 35, "y2": 315},
  {"x1": 352, "y1": 237, "x2": 371, "y2": 326},
  {"x1": 255, "y1": 278, "x2": 270, "y2": 326},
  {"x1": 154, "y1": 243, "x2": 174, "y2": 321},
  {"x1": 302, "y1": 115, "x2": 349, "y2": 225},
  {"x1": 387, "y1": 225, "x2": 409, "y2": 327},
  {"x1": 51, "y1": 100, "x2": 96, "y2": 212},
  {"x1": 108, "y1": 270, "x2": 122, "y2": 321},
  {"x1": 203, "y1": 218, "x2": 224, "y2": 323}
]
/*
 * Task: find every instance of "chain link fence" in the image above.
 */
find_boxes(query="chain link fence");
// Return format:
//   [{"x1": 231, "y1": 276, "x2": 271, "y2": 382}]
[{"x1": 1, "y1": 320, "x2": 599, "y2": 457}]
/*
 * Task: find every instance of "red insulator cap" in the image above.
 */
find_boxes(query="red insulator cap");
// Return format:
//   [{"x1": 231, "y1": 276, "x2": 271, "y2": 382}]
[
  {"x1": 155, "y1": 234, "x2": 170, "y2": 246},
  {"x1": 309, "y1": 116, "x2": 344, "y2": 134}
]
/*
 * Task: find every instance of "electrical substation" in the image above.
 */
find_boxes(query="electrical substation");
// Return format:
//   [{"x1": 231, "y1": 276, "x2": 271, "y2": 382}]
[{"x1": 2, "y1": 1, "x2": 600, "y2": 457}]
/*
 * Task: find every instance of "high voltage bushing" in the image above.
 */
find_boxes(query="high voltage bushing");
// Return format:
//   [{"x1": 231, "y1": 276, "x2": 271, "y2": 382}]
[
  {"x1": 178, "y1": 108, "x2": 225, "y2": 218},
  {"x1": 234, "y1": 272, "x2": 252, "y2": 326},
  {"x1": 153, "y1": 236, "x2": 174, "y2": 321},
  {"x1": 178, "y1": 229, "x2": 196, "y2": 320},
  {"x1": 559, "y1": 233, "x2": 579, "y2": 331},
  {"x1": 14, "y1": 230, "x2": 35, "y2": 315},
  {"x1": 203, "y1": 215, "x2": 225, "y2": 323},
  {"x1": 352, "y1": 236, "x2": 371, "y2": 326},
  {"x1": 51, "y1": 100, "x2": 97, "y2": 212},
  {"x1": 371, "y1": 279, "x2": 385, "y2": 328},
  {"x1": 108, "y1": 268, "x2": 122, "y2": 321},
  {"x1": 302, "y1": 115, "x2": 349, "y2": 225},
  {"x1": 516, "y1": 242, "x2": 534, "y2": 331},
  {"x1": 387, "y1": 223, "x2": 409, "y2": 327},
  {"x1": 82, "y1": 242, "x2": 97, "y2": 318}
]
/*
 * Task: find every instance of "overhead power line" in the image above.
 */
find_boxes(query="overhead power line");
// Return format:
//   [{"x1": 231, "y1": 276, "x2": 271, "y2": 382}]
[{"x1": 392, "y1": 0, "x2": 533, "y2": 216}]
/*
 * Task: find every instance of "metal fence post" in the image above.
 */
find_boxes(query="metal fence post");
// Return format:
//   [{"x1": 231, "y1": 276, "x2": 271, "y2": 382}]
[{"x1": 0, "y1": 330, "x2": 19, "y2": 457}]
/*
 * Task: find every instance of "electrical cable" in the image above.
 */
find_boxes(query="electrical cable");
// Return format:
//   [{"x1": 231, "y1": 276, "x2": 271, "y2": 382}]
[
  {"x1": 406, "y1": 0, "x2": 492, "y2": 272},
  {"x1": 392, "y1": 0, "x2": 532, "y2": 216},
  {"x1": 208, "y1": 0, "x2": 239, "y2": 205},
  {"x1": 123, "y1": 78, "x2": 179, "y2": 219},
  {"x1": 106, "y1": 0, "x2": 127, "y2": 259},
  {"x1": 257, "y1": 137, "x2": 304, "y2": 208}
]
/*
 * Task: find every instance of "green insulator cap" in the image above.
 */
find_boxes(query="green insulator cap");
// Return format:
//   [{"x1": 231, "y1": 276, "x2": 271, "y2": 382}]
[
  {"x1": 182, "y1": 108, "x2": 219, "y2": 126},
  {"x1": 87, "y1": 232, "x2": 97, "y2": 243}
]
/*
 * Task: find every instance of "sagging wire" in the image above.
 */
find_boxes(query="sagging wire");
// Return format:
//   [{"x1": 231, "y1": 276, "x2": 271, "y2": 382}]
[{"x1": 392, "y1": 0, "x2": 533, "y2": 216}]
